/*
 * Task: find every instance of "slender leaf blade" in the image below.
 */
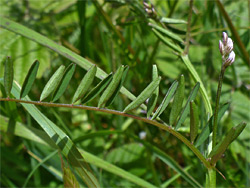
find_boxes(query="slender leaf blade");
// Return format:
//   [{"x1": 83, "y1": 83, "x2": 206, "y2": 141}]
[
  {"x1": 72, "y1": 65, "x2": 97, "y2": 103},
  {"x1": 63, "y1": 167, "x2": 80, "y2": 188},
  {"x1": 123, "y1": 77, "x2": 161, "y2": 113},
  {"x1": 152, "y1": 80, "x2": 178, "y2": 120},
  {"x1": 209, "y1": 128, "x2": 235, "y2": 164},
  {"x1": 81, "y1": 73, "x2": 113, "y2": 104},
  {"x1": 106, "y1": 65, "x2": 129, "y2": 106},
  {"x1": 160, "y1": 17, "x2": 187, "y2": 24},
  {"x1": 149, "y1": 22, "x2": 184, "y2": 43},
  {"x1": 40, "y1": 65, "x2": 65, "y2": 101},
  {"x1": 175, "y1": 82, "x2": 200, "y2": 130},
  {"x1": 4, "y1": 56, "x2": 13, "y2": 97},
  {"x1": 98, "y1": 65, "x2": 124, "y2": 108},
  {"x1": 52, "y1": 63, "x2": 76, "y2": 102},
  {"x1": 195, "y1": 103, "x2": 230, "y2": 147},
  {"x1": 190, "y1": 101, "x2": 199, "y2": 143},
  {"x1": 169, "y1": 74, "x2": 185, "y2": 126},
  {"x1": 20, "y1": 60, "x2": 39, "y2": 98},
  {"x1": 151, "y1": 28, "x2": 183, "y2": 53},
  {"x1": 147, "y1": 65, "x2": 159, "y2": 118}
]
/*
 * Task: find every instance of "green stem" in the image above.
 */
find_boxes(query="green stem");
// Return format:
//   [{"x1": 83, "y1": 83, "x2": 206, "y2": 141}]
[
  {"x1": 184, "y1": 0, "x2": 194, "y2": 55},
  {"x1": 212, "y1": 66, "x2": 225, "y2": 148},
  {"x1": 0, "y1": 97, "x2": 212, "y2": 170}
]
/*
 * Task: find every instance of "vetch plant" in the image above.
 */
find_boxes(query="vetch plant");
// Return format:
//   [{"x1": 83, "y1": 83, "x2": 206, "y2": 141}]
[{"x1": 0, "y1": 1, "x2": 248, "y2": 187}]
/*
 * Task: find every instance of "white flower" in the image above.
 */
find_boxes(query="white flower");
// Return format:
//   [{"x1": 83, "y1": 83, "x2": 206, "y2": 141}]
[
  {"x1": 222, "y1": 32, "x2": 228, "y2": 46},
  {"x1": 219, "y1": 40, "x2": 224, "y2": 55},
  {"x1": 224, "y1": 51, "x2": 235, "y2": 67}
]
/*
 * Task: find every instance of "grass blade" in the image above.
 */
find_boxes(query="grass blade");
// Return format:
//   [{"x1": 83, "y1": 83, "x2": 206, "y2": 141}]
[
  {"x1": 195, "y1": 103, "x2": 230, "y2": 147},
  {"x1": 169, "y1": 75, "x2": 185, "y2": 126},
  {"x1": 98, "y1": 65, "x2": 124, "y2": 108},
  {"x1": 151, "y1": 28, "x2": 183, "y2": 53},
  {"x1": 180, "y1": 55, "x2": 212, "y2": 115},
  {"x1": 40, "y1": 65, "x2": 65, "y2": 101},
  {"x1": 147, "y1": 65, "x2": 159, "y2": 118},
  {"x1": 1, "y1": 79, "x2": 100, "y2": 187},
  {"x1": 160, "y1": 17, "x2": 187, "y2": 24},
  {"x1": 190, "y1": 101, "x2": 199, "y2": 144},
  {"x1": 106, "y1": 65, "x2": 129, "y2": 106},
  {"x1": 23, "y1": 150, "x2": 58, "y2": 188},
  {"x1": 123, "y1": 76, "x2": 161, "y2": 113},
  {"x1": 72, "y1": 65, "x2": 96, "y2": 103},
  {"x1": 63, "y1": 167, "x2": 80, "y2": 188},
  {"x1": 52, "y1": 63, "x2": 76, "y2": 102},
  {"x1": 149, "y1": 22, "x2": 184, "y2": 43},
  {"x1": 20, "y1": 60, "x2": 39, "y2": 99},
  {"x1": 230, "y1": 122, "x2": 247, "y2": 143},
  {"x1": 0, "y1": 17, "x2": 141, "y2": 109},
  {"x1": 0, "y1": 116, "x2": 156, "y2": 188},
  {"x1": 152, "y1": 80, "x2": 178, "y2": 120},
  {"x1": 81, "y1": 73, "x2": 113, "y2": 104},
  {"x1": 175, "y1": 82, "x2": 200, "y2": 130},
  {"x1": 4, "y1": 56, "x2": 13, "y2": 97}
]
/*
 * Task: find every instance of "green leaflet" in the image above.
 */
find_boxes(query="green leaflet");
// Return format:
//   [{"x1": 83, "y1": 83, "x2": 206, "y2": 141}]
[
  {"x1": 20, "y1": 60, "x2": 39, "y2": 98},
  {"x1": 4, "y1": 56, "x2": 13, "y2": 97},
  {"x1": 152, "y1": 80, "x2": 178, "y2": 120},
  {"x1": 106, "y1": 65, "x2": 129, "y2": 107},
  {"x1": 147, "y1": 65, "x2": 159, "y2": 118},
  {"x1": 52, "y1": 63, "x2": 75, "y2": 102},
  {"x1": 190, "y1": 101, "x2": 199, "y2": 144},
  {"x1": 72, "y1": 65, "x2": 97, "y2": 103},
  {"x1": 81, "y1": 73, "x2": 113, "y2": 104},
  {"x1": 195, "y1": 103, "x2": 230, "y2": 147},
  {"x1": 208, "y1": 123, "x2": 241, "y2": 164},
  {"x1": 151, "y1": 28, "x2": 183, "y2": 53},
  {"x1": 149, "y1": 22, "x2": 184, "y2": 43},
  {"x1": 175, "y1": 83, "x2": 200, "y2": 130},
  {"x1": 98, "y1": 66, "x2": 124, "y2": 108},
  {"x1": 160, "y1": 17, "x2": 187, "y2": 24},
  {"x1": 169, "y1": 75, "x2": 185, "y2": 126},
  {"x1": 123, "y1": 77, "x2": 161, "y2": 113},
  {"x1": 230, "y1": 122, "x2": 247, "y2": 143},
  {"x1": 40, "y1": 65, "x2": 65, "y2": 101},
  {"x1": 208, "y1": 122, "x2": 246, "y2": 165}
]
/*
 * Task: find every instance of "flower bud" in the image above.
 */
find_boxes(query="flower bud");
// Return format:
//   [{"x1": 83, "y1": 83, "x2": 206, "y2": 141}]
[
  {"x1": 222, "y1": 32, "x2": 228, "y2": 46},
  {"x1": 219, "y1": 40, "x2": 224, "y2": 55},
  {"x1": 224, "y1": 51, "x2": 235, "y2": 67},
  {"x1": 225, "y1": 38, "x2": 233, "y2": 54}
]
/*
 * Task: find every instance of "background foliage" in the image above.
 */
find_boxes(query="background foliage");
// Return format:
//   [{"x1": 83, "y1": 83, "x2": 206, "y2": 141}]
[{"x1": 0, "y1": 0, "x2": 249, "y2": 187}]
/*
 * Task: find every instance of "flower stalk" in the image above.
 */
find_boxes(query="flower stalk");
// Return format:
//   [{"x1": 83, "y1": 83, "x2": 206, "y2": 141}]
[{"x1": 210, "y1": 32, "x2": 235, "y2": 187}]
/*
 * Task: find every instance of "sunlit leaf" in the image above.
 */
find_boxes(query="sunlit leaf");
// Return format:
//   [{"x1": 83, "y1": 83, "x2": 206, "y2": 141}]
[
  {"x1": 147, "y1": 65, "x2": 159, "y2": 118},
  {"x1": 123, "y1": 76, "x2": 161, "y2": 113},
  {"x1": 72, "y1": 65, "x2": 97, "y2": 103},
  {"x1": 81, "y1": 73, "x2": 113, "y2": 104},
  {"x1": 40, "y1": 65, "x2": 65, "y2": 101},
  {"x1": 106, "y1": 65, "x2": 129, "y2": 106},
  {"x1": 98, "y1": 65, "x2": 124, "y2": 108},
  {"x1": 152, "y1": 80, "x2": 178, "y2": 120},
  {"x1": 52, "y1": 63, "x2": 76, "y2": 102}
]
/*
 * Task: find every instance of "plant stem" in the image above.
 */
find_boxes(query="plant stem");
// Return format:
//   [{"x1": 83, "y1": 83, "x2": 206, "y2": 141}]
[
  {"x1": 212, "y1": 66, "x2": 225, "y2": 148},
  {"x1": 0, "y1": 97, "x2": 212, "y2": 170},
  {"x1": 184, "y1": 0, "x2": 193, "y2": 55}
]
